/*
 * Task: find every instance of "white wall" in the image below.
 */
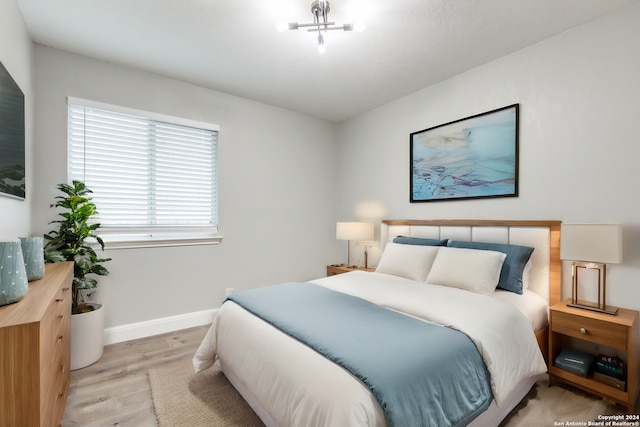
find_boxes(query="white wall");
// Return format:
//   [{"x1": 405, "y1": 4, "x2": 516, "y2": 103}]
[
  {"x1": 32, "y1": 46, "x2": 340, "y2": 329},
  {"x1": 337, "y1": 4, "x2": 640, "y2": 311},
  {"x1": 0, "y1": 0, "x2": 33, "y2": 240}
]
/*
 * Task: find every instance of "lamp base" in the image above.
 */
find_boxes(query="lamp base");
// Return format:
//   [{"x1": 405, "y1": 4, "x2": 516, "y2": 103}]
[
  {"x1": 570, "y1": 261, "x2": 617, "y2": 315},
  {"x1": 567, "y1": 301, "x2": 619, "y2": 316}
]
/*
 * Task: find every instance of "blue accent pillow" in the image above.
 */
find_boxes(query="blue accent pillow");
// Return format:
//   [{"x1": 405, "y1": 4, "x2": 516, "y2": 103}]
[
  {"x1": 446, "y1": 240, "x2": 534, "y2": 294},
  {"x1": 393, "y1": 236, "x2": 448, "y2": 246}
]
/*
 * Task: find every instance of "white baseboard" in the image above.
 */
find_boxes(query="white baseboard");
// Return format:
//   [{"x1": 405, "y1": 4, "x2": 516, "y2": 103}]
[{"x1": 104, "y1": 308, "x2": 218, "y2": 345}]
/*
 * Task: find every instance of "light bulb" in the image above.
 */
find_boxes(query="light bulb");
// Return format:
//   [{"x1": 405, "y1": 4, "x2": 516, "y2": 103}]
[
  {"x1": 277, "y1": 22, "x2": 299, "y2": 32},
  {"x1": 353, "y1": 22, "x2": 365, "y2": 32},
  {"x1": 317, "y1": 33, "x2": 326, "y2": 54}
]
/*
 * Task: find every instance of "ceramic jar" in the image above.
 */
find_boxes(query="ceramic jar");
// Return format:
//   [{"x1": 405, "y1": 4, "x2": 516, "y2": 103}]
[
  {"x1": 19, "y1": 236, "x2": 45, "y2": 281},
  {"x1": 0, "y1": 241, "x2": 29, "y2": 306}
]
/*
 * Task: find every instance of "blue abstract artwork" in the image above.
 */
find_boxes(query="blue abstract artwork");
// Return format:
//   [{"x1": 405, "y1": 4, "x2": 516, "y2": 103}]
[{"x1": 411, "y1": 104, "x2": 518, "y2": 202}]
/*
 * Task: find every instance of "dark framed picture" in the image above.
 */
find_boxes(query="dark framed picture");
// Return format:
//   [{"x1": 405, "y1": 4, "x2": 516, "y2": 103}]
[
  {"x1": 0, "y1": 61, "x2": 26, "y2": 199},
  {"x1": 410, "y1": 104, "x2": 519, "y2": 203}
]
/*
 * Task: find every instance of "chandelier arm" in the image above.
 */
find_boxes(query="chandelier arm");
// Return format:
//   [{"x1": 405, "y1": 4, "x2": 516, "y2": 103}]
[
  {"x1": 307, "y1": 25, "x2": 352, "y2": 32},
  {"x1": 293, "y1": 21, "x2": 336, "y2": 29}
]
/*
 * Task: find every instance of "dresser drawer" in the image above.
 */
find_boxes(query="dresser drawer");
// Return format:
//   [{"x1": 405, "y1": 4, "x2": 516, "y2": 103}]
[
  {"x1": 552, "y1": 310, "x2": 627, "y2": 349},
  {"x1": 42, "y1": 344, "x2": 68, "y2": 422},
  {"x1": 41, "y1": 292, "x2": 70, "y2": 357}
]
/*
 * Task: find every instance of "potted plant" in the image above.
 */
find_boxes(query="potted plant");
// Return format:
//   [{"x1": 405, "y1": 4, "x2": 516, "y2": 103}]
[{"x1": 44, "y1": 180, "x2": 111, "y2": 370}]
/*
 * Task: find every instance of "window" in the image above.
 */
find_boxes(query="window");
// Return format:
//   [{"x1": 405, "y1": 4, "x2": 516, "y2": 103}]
[{"x1": 67, "y1": 97, "x2": 221, "y2": 249}]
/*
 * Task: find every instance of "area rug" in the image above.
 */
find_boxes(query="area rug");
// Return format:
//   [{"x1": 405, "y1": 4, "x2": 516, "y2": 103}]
[
  {"x1": 150, "y1": 358, "x2": 621, "y2": 427},
  {"x1": 149, "y1": 358, "x2": 264, "y2": 427},
  {"x1": 501, "y1": 378, "x2": 618, "y2": 426}
]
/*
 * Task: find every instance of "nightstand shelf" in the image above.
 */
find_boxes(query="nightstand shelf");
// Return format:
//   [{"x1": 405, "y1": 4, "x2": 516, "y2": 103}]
[
  {"x1": 327, "y1": 264, "x2": 375, "y2": 276},
  {"x1": 549, "y1": 299, "x2": 640, "y2": 412}
]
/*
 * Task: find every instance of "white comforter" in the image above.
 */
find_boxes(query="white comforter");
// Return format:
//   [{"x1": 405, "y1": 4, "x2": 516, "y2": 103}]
[{"x1": 193, "y1": 271, "x2": 547, "y2": 426}]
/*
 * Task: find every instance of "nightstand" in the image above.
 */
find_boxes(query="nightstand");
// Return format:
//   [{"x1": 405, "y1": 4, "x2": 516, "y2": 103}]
[
  {"x1": 549, "y1": 299, "x2": 640, "y2": 412},
  {"x1": 326, "y1": 264, "x2": 375, "y2": 276}
]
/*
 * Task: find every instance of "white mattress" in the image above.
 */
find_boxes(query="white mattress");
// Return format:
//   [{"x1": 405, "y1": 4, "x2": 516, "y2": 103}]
[{"x1": 194, "y1": 271, "x2": 548, "y2": 427}]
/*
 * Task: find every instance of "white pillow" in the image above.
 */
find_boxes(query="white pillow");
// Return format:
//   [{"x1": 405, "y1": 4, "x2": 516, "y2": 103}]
[
  {"x1": 522, "y1": 260, "x2": 533, "y2": 290},
  {"x1": 426, "y1": 247, "x2": 506, "y2": 295},
  {"x1": 375, "y1": 242, "x2": 440, "y2": 282}
]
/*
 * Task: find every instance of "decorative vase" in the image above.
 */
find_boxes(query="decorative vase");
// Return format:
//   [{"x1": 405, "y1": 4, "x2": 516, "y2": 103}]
[
  {"x1": 0, "y1": 241, "x2": 29, "y2": 306},
  {"x1": 70, "y1": 303, "x2": 105, "y2": 370},
  {"x1": 19, "y1": 236, "x2": 45, "y2": 281}
]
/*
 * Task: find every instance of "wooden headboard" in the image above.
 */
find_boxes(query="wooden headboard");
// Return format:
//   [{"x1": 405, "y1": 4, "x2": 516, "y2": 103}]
[{"x1": 381, "y1": 219, "x2": 562, "y2": 307}]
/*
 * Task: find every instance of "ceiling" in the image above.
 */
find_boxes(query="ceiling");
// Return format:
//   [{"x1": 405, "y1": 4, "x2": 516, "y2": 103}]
[{"x1": 16, "y1": 0, "x2": 640, "y2": 122}]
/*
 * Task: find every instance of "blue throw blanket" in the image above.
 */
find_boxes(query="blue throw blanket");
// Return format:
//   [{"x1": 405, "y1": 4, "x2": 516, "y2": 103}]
[{"x1": 227, "y1": 282, "x2": 492, "y2": 427}]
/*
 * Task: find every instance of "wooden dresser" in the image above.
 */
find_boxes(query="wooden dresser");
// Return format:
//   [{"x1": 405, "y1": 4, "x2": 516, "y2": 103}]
[{"x1": 0, "y1": 262, "x2": 73, "y2": 427}]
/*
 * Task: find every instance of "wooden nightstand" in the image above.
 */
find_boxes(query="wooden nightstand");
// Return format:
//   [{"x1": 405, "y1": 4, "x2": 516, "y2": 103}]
[
  {"x1": 326, "y1": 264, "x2": 375, "y2": 276},
  {"x1": 549, "y1": 299, "x2": 640, "y2": 412}
]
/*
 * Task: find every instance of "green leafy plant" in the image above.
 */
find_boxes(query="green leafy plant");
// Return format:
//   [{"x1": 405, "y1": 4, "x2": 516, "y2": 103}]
[{"x1": 44, "y1": 180, "x2": 111, "y2": 314}]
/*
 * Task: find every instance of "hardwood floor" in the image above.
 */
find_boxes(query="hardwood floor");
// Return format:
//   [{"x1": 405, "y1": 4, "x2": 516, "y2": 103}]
[
  {"x1": 62, "y1": 325, "x2": 635, "y2": 426},
  {"x1": 62, "y1": 325, "x2": 210, "y2": 427}
]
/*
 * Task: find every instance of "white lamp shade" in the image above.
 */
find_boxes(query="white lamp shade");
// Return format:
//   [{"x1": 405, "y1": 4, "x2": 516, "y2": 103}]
[
  {"x1": 560, "y1": 224, "x2": 622, "y2": 264},
  {"x1": 336, "y1": 222, "x2": 374, "y2": 241}
]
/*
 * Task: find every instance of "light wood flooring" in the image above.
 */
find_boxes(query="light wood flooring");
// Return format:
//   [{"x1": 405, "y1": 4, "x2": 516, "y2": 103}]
[
  {"x1": 62, "y1": 325, "x2": 635, "y2": 427},
  {"x1": 62, "y1": 325, "x2": 209, "y2": 427}
]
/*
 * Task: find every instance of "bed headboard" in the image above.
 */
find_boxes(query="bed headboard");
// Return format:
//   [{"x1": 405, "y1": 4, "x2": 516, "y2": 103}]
[{"x1": 381, "y1": 220, "x2": 561, "y2": 306}]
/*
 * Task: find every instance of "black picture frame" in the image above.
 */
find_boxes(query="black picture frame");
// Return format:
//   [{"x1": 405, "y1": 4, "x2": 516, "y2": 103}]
[
  {"x1": 0, "y1": 61, "x2": 26, "y2": 200},
  {"x1": 410, "y1": 104, "x2": 519, "y2": 203}
]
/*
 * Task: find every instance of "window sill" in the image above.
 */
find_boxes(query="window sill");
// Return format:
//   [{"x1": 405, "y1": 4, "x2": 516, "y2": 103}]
[{"x1": 99, "y1": 233, "x2": 223, "y2": 250}]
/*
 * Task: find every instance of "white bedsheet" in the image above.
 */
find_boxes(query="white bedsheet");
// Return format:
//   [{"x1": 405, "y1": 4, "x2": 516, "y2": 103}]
[
  {"x1": 493, "y1": 288, "x2": 549, "y2": 332},
  {"x1": 194, "y1": 271, "x2": 547, "y2": 426}
]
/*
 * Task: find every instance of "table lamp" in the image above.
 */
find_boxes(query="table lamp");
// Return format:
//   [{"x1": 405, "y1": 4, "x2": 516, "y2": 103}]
[
  {"x1": 336, "y1": 222, "x2": 374, "y2": 267},
  {"x1": 560, "y1": 224, "x2": 622, "y2": 315}
]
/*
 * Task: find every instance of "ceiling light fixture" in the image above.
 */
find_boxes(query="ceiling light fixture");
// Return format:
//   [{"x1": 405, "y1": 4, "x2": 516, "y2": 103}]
[{"x1": 277, "y1": 1, "x2": 364, "y2": 54}]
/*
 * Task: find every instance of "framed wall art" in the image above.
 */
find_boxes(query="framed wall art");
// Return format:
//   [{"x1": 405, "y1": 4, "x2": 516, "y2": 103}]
[
  {"x1": 0, "y1": 61, "x2": 26, "y2": 199},
  {"x1": 410, "y1": 104, "x2": 519, "y2": 203}
]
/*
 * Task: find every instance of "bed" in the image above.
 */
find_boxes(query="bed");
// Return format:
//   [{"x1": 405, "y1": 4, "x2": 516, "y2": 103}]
[{"x1": 194, "y1": 219, "x2": 562, "y2": 426}]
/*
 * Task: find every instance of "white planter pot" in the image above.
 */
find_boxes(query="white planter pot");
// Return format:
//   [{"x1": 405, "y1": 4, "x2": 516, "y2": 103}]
[{"x1": 70, "y1": 304, "x2": 105, "y2": 370}]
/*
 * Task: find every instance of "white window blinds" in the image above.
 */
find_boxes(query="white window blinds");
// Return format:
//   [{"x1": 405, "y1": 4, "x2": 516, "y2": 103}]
[{"x1": 67, "y1": 97, "x2": 220, "y2": 248}]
